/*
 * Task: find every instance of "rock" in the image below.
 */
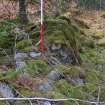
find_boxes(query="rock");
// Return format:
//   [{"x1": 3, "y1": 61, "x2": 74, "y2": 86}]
[
  {"x1": 48, "y1": 70, "x2": 64, "y2": 81},
  {"x1": 51, "y1": 43, "x2": 62, "y2": 51},
  {"x1": 16, "y1": 61, "x2": 26, "y2": 69},
  {"x1": 74, "y1": 78, "x2": 84, "y2": 86},
  {"x1": 66, "y1": 77, "x2": 84, "y2": 86},
  {"x1": 0, "y1": 81, "x2": 15, "y2": 98},
  {"x1": 15, "y1": 53, "x2": 28, "y2": 61},
  {"x1": 39, "y1": 81, "x2": 53, "y2": 92},
  {"x1": 50, "y1": 45, "x2": 78, "y2": 64},
  {"x1": 41, "y1": 101, "x2": 51, "y2": 105},
  {"x1": 60, "y1": 49, "x2": 68, "y2": 58},
  {"x1": 13, "y1": 27, "x2": 29, "y2": 40},
  {"x1": 60, "y1": 50, "x2": 72, "y2": 64},
  {"x1": 15, "y1": 52, "x2": 27, "y2": 69},
  {"x1": 29, "y1": 52, "x2": 41, "y2": 59},
  {"x1": 59, "y1": 48, "x2": 75, "y2": 64}
]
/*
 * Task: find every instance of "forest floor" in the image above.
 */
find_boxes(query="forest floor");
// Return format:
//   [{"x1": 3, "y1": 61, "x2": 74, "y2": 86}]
[{"x1": 0, "y1": 1, "x2": 105, "y2": 105}]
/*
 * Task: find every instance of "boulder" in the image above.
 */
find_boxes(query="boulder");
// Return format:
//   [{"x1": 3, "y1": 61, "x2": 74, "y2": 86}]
[
  {"x1": 16, "y1": 61, "x2": 26, "y2": 69},
  {"x1": 41, "y1": 101, "x2": 51, "y2": 105},
  {"x1": 50, "y1": 43, "x2": 62, "y2": 51},
  {"x1": 29, "y1": 52, "x2": 41, "y2": 59},
  {"x1": 39, "y1": 81, "x2": 53, "y2": 93},
  {"x1": 59, "y1": 49, "x2": 74, "y2": 64},
  {"x1": 15, "y1": 53, "x2": 28, "y2": 61},
  {"x1": 48, "y1": 70, "x2": 64, "y2": 81},
  {"x1": 13, "y1": 27, "x2": 29, "y2": 40},
  {"x1": 74, "y1": 78, "x2": 84, "y2": 86}
]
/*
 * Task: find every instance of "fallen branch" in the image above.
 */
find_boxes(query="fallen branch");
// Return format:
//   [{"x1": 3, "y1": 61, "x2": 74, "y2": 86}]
[{"x1": 0, "y1": 97, "x2": 104, "y2": 105}]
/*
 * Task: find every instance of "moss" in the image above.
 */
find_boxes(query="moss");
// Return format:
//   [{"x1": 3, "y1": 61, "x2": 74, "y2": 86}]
[
  {"x1": 17, "y1": 39, "x2": 32, "y2": 50},
  {"x1": 55, "y1": 80, "x2": 84, "y2": 99},
  {"x1": 18, "y1": 88, "x2": 34, "y2": 97},
  {"x1": 0, "y1": 101, "x2": 7, "y2": 105},
  {"x1": 82, "y1": 83, "x2": 97, "y2": 93},
  {"x1": 18, "y1": 88, "x2": 66, "y2": 99},
  {"x1": 100, "y1": 86, "x2": 105, "y2": 101},
  {"x1": 82, "y1": 37, "x2": 95, "y2": 48},
  {"x1": 85, "y1": 70, "x2": 104, "y2": 85},
  {"x1": 64, "y1": 101, "x2": 75, "y2": 105},
  {"x1": 25, "y1": 60, "x2": 50, "y2": 76},
  {"x1": 80, "y1": 49, "x2": 98, "y2": 64},
  {"x1": 44, "y1": 91, "x2": 66, "y2": 99},
  {"x1": 0, "y1": 69, "x2": 23, "y2": 80},
  {"x1": 57, "y1": 65, "x2": 85, "y2": 78},
  {"x1": 64, "y1": 101, "x2": 91, "y2": 105},
  {"x1": 46, "y1": 31, "x2": 66, "y2": 44}
]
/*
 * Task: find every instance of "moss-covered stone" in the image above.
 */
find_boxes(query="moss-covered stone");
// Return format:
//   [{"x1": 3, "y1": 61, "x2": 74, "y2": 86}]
[{"x1": 44, "y1": 16, "x2": 83, "y2": 64}]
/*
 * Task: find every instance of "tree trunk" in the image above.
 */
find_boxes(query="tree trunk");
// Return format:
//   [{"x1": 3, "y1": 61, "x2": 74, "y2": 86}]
[{"x1": 18, "y1": 0, "x2": 28, "y2": 24}]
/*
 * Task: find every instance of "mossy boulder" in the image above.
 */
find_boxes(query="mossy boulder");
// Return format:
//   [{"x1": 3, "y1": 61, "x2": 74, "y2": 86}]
[
  {"x1": 44, "y1": 16, "x2": 83, "y2": 64},
  {"x1": 20, "y1": 15, "x2": 84, "y2": 64}
]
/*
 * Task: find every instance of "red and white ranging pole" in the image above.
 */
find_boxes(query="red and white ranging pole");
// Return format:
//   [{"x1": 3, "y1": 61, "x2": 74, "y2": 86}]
[{"x1": 40, "y1": 0, "x2": 45, "y2": 53}]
